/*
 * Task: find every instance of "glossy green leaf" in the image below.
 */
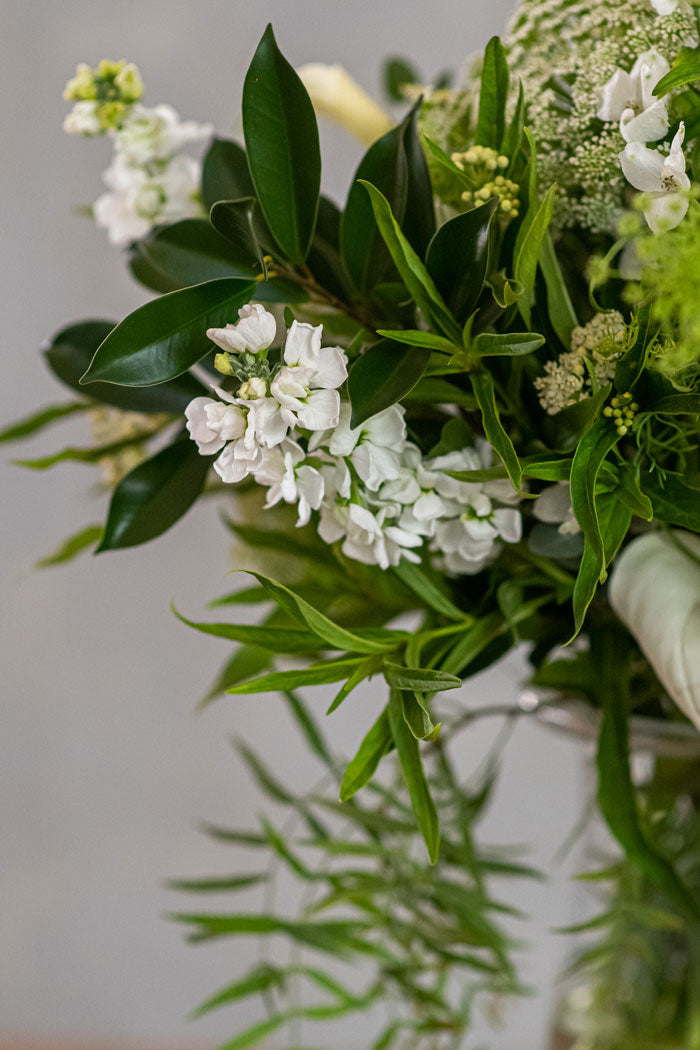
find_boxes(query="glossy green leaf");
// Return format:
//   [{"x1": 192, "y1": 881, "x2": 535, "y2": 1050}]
[
  {"x1": 383, "y1": 661, "x2": 462, "y2": 694},
  {"x1": 201, "y1": 137, "x2": 254, "y2": 211},
  {"x1": 341, "y1": 100, "x2": 434, "y2": 293},
  {"x1": 339, "y1": 707, "x2": 393, "y2": 801},
  {"x1": 171, "y1": 607, "x2": 324, "y2": 653},
  {"x1": 392, "y1": 560, "x2": 466, "y2": 620},
  {"x1": 475, "y1": 36, "x2": 509, "y2": 150},
  {"x1": 539, "y1": 232, "x2": 577, "y2": 346},
  {"x1": 0, "y1": 401, "x2": 87, "y2": 444},
  {"x1": 226, "y1": 657, "x2": 366, "y2": 695},
  {"x1": 244, "y1": 572, "x2": 396, "y2": 654},
  {"x1": 81, "y1": 278, "x2": 256, "y2": 387},
  {"x1": 653, "y1": 45, "x2": 700, "y2": 97},
  {"x1": 360, "y1": 181, "x2": 460, "y2": 341},
  {"x1": 640, "y1": 473, "x2": 700, "y2": 531},
  {"x1": 34, "y1": 524, "x2": 103, "y2": 569},
  {"x1": 137, "y1": 218, "x2": 256, "y2": 281},
  {"x1": 470, "y1": 369, "x2": 522, "y2": 490},
  {"x1": 425, "y1": 199, "x2": 497, "y2": 324},
  {"x1": 514, "y1": 183, "x2": 557, "y2": 328},
  {"x1": 472, "y1": 331, "x2": 544, "y2": 357},
  {"x1": 46, "y1": 320, "x2": 205, "y2": 412},
  {"x1": 388, "y1": 690, "x2": 439, "y2": 863},
  {"x1": 348, "y1": 340, "x2": 429, "y2": 427},
  {"x1": 208, "y1": 197, "x2": 269, "y2": 269},
  {"x1": 569, "y1": 418, "x2": 620, "y2": 573},
  {"x1": 242, "y1": 24, "x2": 321, "y2": 262},
  {"x1": 97, "y1": 438, "x2": 211, "y2": 551}
]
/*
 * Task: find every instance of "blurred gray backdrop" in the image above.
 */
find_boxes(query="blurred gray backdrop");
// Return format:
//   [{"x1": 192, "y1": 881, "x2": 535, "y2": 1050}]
[{"x1": 0, "y1": 1, "x2": 588, "y2": 1047}]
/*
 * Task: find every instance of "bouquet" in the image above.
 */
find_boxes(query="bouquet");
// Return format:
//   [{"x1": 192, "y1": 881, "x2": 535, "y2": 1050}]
[{"x1": 7, "y1": 1, "x2": 700, "y2": 1045}]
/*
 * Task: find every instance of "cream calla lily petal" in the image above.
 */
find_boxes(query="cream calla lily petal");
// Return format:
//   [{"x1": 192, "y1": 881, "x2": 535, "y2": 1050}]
[
  {"x1": 297, "y1": 62, "x2": 393, "y2": 146},
  {"x1": 609, "y1": 530, "x2": 700, "y2": 729}
]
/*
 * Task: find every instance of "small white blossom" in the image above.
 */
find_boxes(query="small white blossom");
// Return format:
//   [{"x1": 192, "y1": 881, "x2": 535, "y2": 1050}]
[
  {"x1": 318, "y1": 500, "x2": 422, "y2": 569},
  {"x1": 319, "y1": 402, "x2": 406, "y2": 490},
  {"x1": 185, "y1": 394, "x2": 247, "y2": 456},
  {"x1": 533, "y1": 482, "x2": 580, "y2": 535},
  {"x1": 94, "y1": 153, "x2": 201, "y2": 245},
  {"x1": 620, "y1": 123, "x2": 690, "y2": 233},
  {"x1": 207, "y1": 304, "x2": 278, "y2": 355},
  {"x1": 113, "y1": 103, "x2": 212, "y2": 165},
  {"x1": 598, "y1": 50, "x2": 670, "y2": 144},
  {"x1": 270, "y1": 321, "x2": 347, "y2": 432},
  {"x1": 63, "y1": 100, "x2": 102, "y2": 136},
  {"x1": 255, "y1": 441, "x2": 325, "y2": 526}
]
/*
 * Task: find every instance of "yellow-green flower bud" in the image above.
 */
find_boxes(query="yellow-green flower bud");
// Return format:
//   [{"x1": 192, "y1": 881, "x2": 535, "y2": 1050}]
[
  {"x1": 214, "y1": 352, "x2": 238, "y2": 376},
  {"x1": 63, "y1": 63, "x2": 97, "y2": 101},
  {"x1": 114, "y1": 63, "x2": 144, "y2": 102}
]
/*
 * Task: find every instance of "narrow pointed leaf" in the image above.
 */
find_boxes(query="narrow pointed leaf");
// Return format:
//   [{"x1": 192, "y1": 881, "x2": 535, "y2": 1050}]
[
  {"x1": 475, "y1": 37, "x2": 510, "y2": 150},
  {"x1": 226, "y1": 657, "x2": 366, "y2": 695},
  {"x1": 0, "y1": 402, "x2": 87, "y2": 444},
  {"x1": 425, "y1": 200, "x2": 498, "y2": 324},
  {"x1": 34, "y1": 524, "x2": 103, "y2": 568},
  {"x1": 339, "y1": 707, "x2": 393, "y2": 801},
  {"x1": 388, "y1": 691, "x2": 440, "y2": 863},
  {"x1": 470, "y1": 370, "x2": 522, "y2": 490},
  {"x1": 172, "y1": 606, "x2": 323, "y2": 653}
]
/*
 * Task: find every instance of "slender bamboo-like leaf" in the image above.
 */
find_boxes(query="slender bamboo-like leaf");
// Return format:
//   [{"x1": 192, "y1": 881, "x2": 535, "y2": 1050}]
[
  {"x1": 376, "y1": 328, "x2": 458, "y2": 354},
  {"x1": 472, "y1": 331, "x2": 544, "y2": 358},
  {"x1": 570, "y1": 493, "x2": 631, "y2": 639},
  {"x1": 0, "y1": 402, "x2": 87, "y2": 444},
  {"x1": 514, "y1": 183, "x2": 557, "y2": 328},
  {"x1": 172, "y1": 606, "x2": 324, "y2": 654},
  {"x1": 475, "y1": 37, "x2": 510, "y2": 150},
  {"x1": 166, "y1": 873, "x2": 267, "y2": 893},
  {"x1": 34, "y1": 524, "x2": 103, "y2": 568},
  {"x1": 226, "y1": 657, "x2": 367, "y2": 695},
  {"x1": 400, "y1": 691, "x2": 441, "y2": 742},
  {"x1": 470, "y1": 369, "x2": 522, "y2": 490},
  {"x1": 326, "y1": 656, "x2": 382, "y2": 715},
  {"x1": 388, "y1": 690, "x2": 440, "y2": 863},
  {"x1": 392, "y1": 560, "x2": 466, "y2": 620},
  {"x1": 539, "y1": 231, "x2": 577, "y2": 346},
  {"x1": 339, "y1": 707, "x2": 393, "y2": 801}
]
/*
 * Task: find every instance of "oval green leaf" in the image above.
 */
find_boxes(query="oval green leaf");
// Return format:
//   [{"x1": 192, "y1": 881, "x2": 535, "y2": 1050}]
[
  {"x1": 80, "y1": 278, "x2": 255, "y2": 387},
  {"x1": 425, "y1": 200, "x2": 498, "y2": 324},
  {"x1": 348, "y1": 340, "x2": 429, "y2": 428}
]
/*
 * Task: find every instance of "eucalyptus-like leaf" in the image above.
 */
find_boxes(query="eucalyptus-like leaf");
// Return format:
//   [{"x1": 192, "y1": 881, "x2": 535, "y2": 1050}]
[
  {"x1": 348, "y1": 340, "x2": 429, "y2": 427},
  {"x1": 97, "y1": 438, "x2": 212, "y2": 551},
  {"x1": 242, "y1": 24, "x2": 321, "y2": 262},
  {"x1": 81, "y1": 278, "x2": 255, "y2": 387},
  {"x1": 46, "y1": 320, "x2": 205, "y2": 412},
  {"x1": 425, "y1": 200, "x2": 498, "y2": 324}
]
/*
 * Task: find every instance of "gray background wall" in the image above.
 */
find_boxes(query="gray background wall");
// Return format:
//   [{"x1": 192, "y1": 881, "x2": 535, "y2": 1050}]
[{"x1": 0, "y1": 2, "x2": 587, "y2": 1047}]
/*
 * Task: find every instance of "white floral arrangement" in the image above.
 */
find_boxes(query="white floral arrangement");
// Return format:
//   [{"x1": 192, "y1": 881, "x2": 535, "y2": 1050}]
[{"x1": 7, "y1": 3, "x2": 700, "y2": 1045}]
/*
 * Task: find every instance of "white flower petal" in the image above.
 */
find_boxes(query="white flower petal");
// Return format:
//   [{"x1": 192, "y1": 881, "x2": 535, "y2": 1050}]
[
  {"x1": 644, "y1": 190, "x2": 689, "y2": 233},
  {"x1": 598, "y1": 69, "x2": 637, "y2": 122},
  {"x1": 283, "y1": 320, "x2": 322, "y2": 367},
  {"x1": 620, "y1": 141, "x2": 665, "y2": 191},
  {"x1": 620, "y1": 98, "x2": 669, "y2": 144},
  {"x1": 297, "y1": 388, "x2": 341, "y2": 431}
]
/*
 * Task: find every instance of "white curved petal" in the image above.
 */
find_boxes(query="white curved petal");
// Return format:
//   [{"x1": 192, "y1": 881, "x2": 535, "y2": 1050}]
[
  {"x1": 644, "y1": 191, "x2": 689, "y2": 233},
  {"x1": 620, "y1": 99, "x2": 668, "y2": 144},
  {"x1": 311, "y1": 346, "x2": 348, "y2": 389},
  {"x1": 637, "y1": 51, "x2": 671, "y2": 108},
  {"x1": 609, "y1": 531, "x2": 700, "y2": 728},
  {"x1": 667, "y1": 121, "x2": 687, "y2": 177},
  {"x1": 598, "y1": 69, "x2": 636, "y2": 122},
  {"x1": 620, "y1": 142, "x2": 665, "y2": 191},
  {"x1": 283, "y1": 320, "x2": 323, "y2": 367},
  {"x1": 296, "y1": 388, "x2": 340, "y2": 431}
]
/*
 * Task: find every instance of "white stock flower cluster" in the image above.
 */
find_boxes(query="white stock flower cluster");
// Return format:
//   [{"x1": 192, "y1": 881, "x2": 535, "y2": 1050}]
[
  {"x1": 185, "y1": 305, "x2": 523, "y2": 573},
  {"x1": 64, "y1": 64, "x2": 212, "y2": 246}
]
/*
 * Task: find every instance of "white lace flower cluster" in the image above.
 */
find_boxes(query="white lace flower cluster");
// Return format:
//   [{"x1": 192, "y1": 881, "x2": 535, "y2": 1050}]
[
  {"x1": 185, "y1": 305, "x2": 523, "y2": 573},
  {"x1": 534, "y1": 311, "x2": 626, "y2": 415},
  {"x1": 63, "y1": 61, "x2": 212, "y2": 245}
]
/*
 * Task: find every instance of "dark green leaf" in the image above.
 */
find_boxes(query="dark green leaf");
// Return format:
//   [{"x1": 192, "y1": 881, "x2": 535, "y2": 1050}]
[
  {"x1": 137, "y1": 218, "x2": 257, "y2": 281},
  {"x1": 571, "y1": 493, "x2": 631, "y2": 638},
  {"x1": 339, "y1": 707, "x2": 393, "y2": 801},
  {"x1": 376, "y1": 328, "x2": 457, "y2": 354},
  {"x1": 640, "y1": 473, "x2": 700, "y2": 531},
  {"x1": 614, "y1": 306, "x2": 654, "y2": 391},
  {"x1": 472, "y1": 331, "x2": 544, "y2": 357},
  {"x1": 514, "y1": 183, "x2": 557, "y2": 328},
  {"x1": 97, "y1": 438, "x2": 211, "y2": 551},
  {"x1": 475, "y1": 37, "x2": 509, "y2": 150},
  {"x1": 384, "y1": 57, "x2": 420, "y2": 101},
  {"x1": 651, "y1": 393, "x2": 700, "y2": 415},
  {"x1": 425, "y1": 200, "x2": 497, "y2": 324},
  {"x1": 34, "y1": 524, "x2": 103, "y2": 568},
  {"x1": 46, "y1": 320, "x2": 206, "y2": 412},
  {"x1": 0, "y1": 402, "x2": 87, "y2": 444},
  {"x1": 201, "y1": 137, "x2": 254, "y2": 212},
  {"x1": 81, "y1": 279, "x2": 255, "y2": 387},
  {"x1": 242, "y1": 25, "x2": 321, "y2": 262},
  {"x1": 360, "y1": 180, "x2": 460, "y2": 341},
  {"x1": 403, "y1": 376, "x2": 476, "y2": 409},
  {"x1": 348, "y1": 340, "x2": 429, "y2": 427},
  {"x1": 388, "y1": 690, "x2": 440, "y2": 863},
  {"x1": 326, "y1": 656, "x2": 381, "y2": 715},
  {"x1": 470, "y1": 369, "x2": 522, "y2": 490},
  {"x1": 539, "y1": 232, "x2": 577, "y2": 346},
  {"x1": 502, "y1": 78, "x2": 525, "y2": 170}
]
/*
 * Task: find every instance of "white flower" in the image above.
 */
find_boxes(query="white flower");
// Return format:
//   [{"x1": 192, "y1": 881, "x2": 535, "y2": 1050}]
[
  {"x1": 207, "y1": 304, "x2": 278, "y2": 355},
  {"x1": 598, "y1": 50, "x2": 670, "y2": 144},
  {"x1": 113, "y1": 103, "x2": 212, "y2": 164},
  {"x1": 185, "y1": 394, "x2": 247, "y2": 455},
  {"x1": 319, "y1": 500, "x2": 422, "y2": 569},
  {"x1": 533, "y1": 482, "x2": 581, "y2": 536},
  {"x1": 270, "y1": 321, "x2": 347, "y2": 432},
  {"x1": 609, "y1": 531, "x2": 700, "y2": 729},
  {"x1": 255, "y1": 441, "x2": 324, "y2": 526},
  {"x1": 620, "y1": 123, "x2": 690, "y2": 233},
  {"x1": 94, "y1": 153, "x2": 202, "y2": 245},
  {"x1": 650, "y1": 0, "x2": 688, "y2": 13},
  {"x1": 297, "y1": 63, "x2": 393, "y2": 146},
  {"x1": 63, "y1": 100, "x2": 102, "y2": 136},
  {"x1": 321, "y1": 402, "x2": 406, "y2": 490},
  {"x1": 213, "y1": 437, "x2": 264, "y2": 484}
]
